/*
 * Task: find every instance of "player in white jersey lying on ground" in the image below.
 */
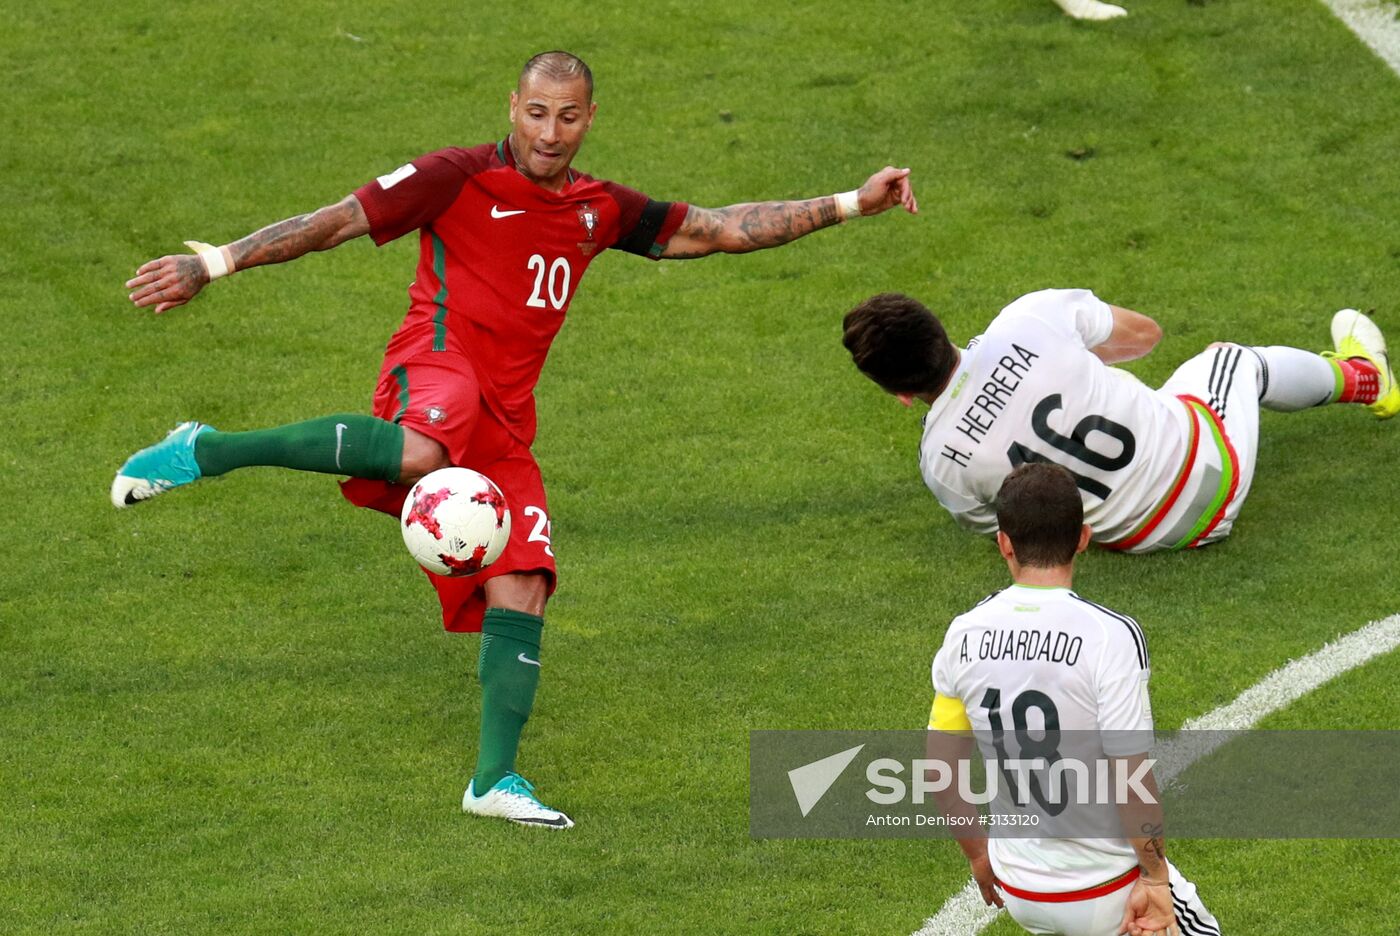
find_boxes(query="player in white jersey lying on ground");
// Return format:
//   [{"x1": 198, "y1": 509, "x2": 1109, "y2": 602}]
[
  {"x1": 841, "y1": 289, "x2": 1396, "y2": 551},
  {"x1": 928, "y1": 463, "x2": 1220, "y2": 936}
]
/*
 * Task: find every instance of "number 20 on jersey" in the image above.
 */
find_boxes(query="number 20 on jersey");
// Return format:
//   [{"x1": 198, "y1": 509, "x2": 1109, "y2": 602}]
[{"x1": 526, "y1": 255, "x2": 572, "y2": 310}]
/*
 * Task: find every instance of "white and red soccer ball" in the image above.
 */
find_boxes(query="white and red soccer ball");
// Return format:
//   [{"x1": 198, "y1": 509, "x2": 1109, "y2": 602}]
[{"x1": 400, "y1": 467, "x2": 511, "y2": 576}]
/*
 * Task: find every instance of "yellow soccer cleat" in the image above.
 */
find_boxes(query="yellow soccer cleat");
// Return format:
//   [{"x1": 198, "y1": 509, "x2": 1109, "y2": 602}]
[{"x1": 1327, "y1": 309, "x2": 1399, "y2": 419}]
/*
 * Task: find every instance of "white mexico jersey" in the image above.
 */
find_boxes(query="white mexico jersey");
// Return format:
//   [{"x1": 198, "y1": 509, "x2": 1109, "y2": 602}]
[
  {"x1": 930, "y1": 585, "x2": 1153, "y2": 894},
  {"x1": 918, "y1": 289, "x2": 1192, "y2": 546}
]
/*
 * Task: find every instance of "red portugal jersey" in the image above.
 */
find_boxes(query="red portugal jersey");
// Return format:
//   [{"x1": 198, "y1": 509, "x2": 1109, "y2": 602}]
[{"x1": 353, "y1": 140, "x2": 689, "y2": 444}]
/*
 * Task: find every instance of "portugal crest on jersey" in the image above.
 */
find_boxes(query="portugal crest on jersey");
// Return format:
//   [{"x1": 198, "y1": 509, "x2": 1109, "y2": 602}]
[{"x1": 577, "y1": 203, "x2": 598, "y2": 256}]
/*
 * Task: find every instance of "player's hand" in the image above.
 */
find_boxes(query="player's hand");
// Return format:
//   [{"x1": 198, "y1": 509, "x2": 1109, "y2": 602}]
[
  {"x1": 856, "y1": 166, "x2": 919, "y2": 217},
  {"x1": 968, "y1": 855, "x2": 1004, "y2": 908},
  {"x1": 126, "y1": 253, "x2": 209, "y2": 314},
  {"x1": 1117, "y1": 878, "x2": 1178, "y2": 936}
]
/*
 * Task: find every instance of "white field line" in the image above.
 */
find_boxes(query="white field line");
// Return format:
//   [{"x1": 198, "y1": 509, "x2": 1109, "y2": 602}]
[
  {"x1": 1322, "y1": 0, "x2": 1400, "y2": 76},
  {"x1": 910, "y1": 613, "x2": 1400, "y2": 936},
  {"x1": 913, "y1": 879, "x2": 1001, "y2": 936}
]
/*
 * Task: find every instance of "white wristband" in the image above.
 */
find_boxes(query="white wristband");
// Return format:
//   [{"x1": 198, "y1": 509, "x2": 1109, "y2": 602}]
[
  {"x1": 183, "y1": 240, "x2": 234, "y2": 281},
  {"x1": 835, "y1": 190, "x2": 862, "y2": 222}
]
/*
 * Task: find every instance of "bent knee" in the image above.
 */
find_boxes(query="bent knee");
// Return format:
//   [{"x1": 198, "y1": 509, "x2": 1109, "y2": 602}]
[
  {"x1": 484, "y1": 572, "x2": 551, "y2": 617},
  {"x1": 399, "y1": 428, "x2": 450, "y2": 483}
]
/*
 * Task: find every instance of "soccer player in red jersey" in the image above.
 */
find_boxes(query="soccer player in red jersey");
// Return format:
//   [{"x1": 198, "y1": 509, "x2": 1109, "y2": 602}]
[{"x1": 114, "y1": 51, "x2": 918, "y2": 828}]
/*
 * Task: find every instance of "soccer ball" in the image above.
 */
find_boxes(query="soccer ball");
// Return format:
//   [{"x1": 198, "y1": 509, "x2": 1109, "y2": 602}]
[{"x1": 400, "y1": 467, "x2": 512, "y2": 576}]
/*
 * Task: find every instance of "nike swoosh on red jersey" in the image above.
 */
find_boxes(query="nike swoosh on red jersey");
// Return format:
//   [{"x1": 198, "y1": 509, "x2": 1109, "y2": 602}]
[{"x1": 491, "y1": 205, "x2": 526, "y2": 218}]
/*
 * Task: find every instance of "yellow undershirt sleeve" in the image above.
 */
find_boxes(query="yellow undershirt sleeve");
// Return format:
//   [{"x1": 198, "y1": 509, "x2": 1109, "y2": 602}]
[{"x1": 929, "y1": 692, "x2": 971, "y2": 733}]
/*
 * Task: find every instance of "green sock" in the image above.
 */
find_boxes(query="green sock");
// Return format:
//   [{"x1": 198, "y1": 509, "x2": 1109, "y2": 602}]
[
  {"x1": 193, "y1": 414, "x2": 404, "y2": 480},
  {"x1": 471, "y1": 608, "x2": 544, "y2": 793}
]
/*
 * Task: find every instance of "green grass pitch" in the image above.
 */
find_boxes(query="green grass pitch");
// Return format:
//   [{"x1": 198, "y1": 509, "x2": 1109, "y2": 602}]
[{"x1": 3, "y1": 1, "x2": 1398, "y2": 933}]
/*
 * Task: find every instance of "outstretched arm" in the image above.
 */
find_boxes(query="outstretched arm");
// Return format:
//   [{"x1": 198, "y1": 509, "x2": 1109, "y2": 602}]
[
  {"x1": 126, "y1": 194, "x2": 370, "y2": 314},
  {"x1": 660, "y1": 166, "x2": 917, "y2": 260}
]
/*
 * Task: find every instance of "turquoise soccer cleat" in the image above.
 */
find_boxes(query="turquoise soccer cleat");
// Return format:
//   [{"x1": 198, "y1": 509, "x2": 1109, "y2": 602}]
[
  {"x1": 110, "y1": 421, "x2": 212, "y2": 508},
  {"x1": 462, "y1": 772, "x2": 574, "y2": 829}
]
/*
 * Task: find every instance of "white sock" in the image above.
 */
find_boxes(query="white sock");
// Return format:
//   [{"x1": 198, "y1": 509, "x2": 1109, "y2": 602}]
[
  {"x1": 1249, "y1": 346, "x2": 1337, "y2": 412},
  {"x1": 1053, "y1": 0, "x2": 1127, "y2": 20}
]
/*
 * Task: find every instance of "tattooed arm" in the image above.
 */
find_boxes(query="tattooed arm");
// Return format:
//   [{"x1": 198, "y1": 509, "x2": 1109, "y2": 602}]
[
  {"x1": 226, "y1": 195, "x2": 370, "y2": 267},
  {"x1": 126, "y1": 195, "x2": 370, "y2": 314},
  {"x1": 1115, "y1": 754, "x2": 1177, "y2": 936},
  {"x1": 660, "y1": 166, "x2": 917, "y2": 260}
]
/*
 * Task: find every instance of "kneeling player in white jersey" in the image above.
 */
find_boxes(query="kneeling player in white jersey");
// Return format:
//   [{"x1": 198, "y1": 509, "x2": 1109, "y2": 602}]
[
  {"x1": 929, "y1": 464, "x2": 1220, "y2": 935},
  {"x1": 842, "y1": 289, "x2": 1396, "y2": 551}
]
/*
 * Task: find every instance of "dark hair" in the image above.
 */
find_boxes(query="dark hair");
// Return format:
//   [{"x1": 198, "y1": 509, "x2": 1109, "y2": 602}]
[
  {"x1": 841, "y1": 293, "x2": 958, "y2": 395},
  {"x1": 520, "y1": 51, "x2": 594, "y2": 100},
  {"x1": 995, "y1": 463, "x2": 1084, "y2": 568}
]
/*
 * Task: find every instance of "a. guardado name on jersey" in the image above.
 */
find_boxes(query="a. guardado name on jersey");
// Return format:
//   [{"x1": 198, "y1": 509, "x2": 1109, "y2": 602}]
[{"x1": 958, "y1": 627, "x2": 1084, "y2": 666}]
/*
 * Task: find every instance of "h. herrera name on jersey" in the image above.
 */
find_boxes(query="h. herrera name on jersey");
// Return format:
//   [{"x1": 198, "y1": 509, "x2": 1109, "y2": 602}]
[{"x1": 941, "y1": 341, "x2": 1041, "y2": 468}]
